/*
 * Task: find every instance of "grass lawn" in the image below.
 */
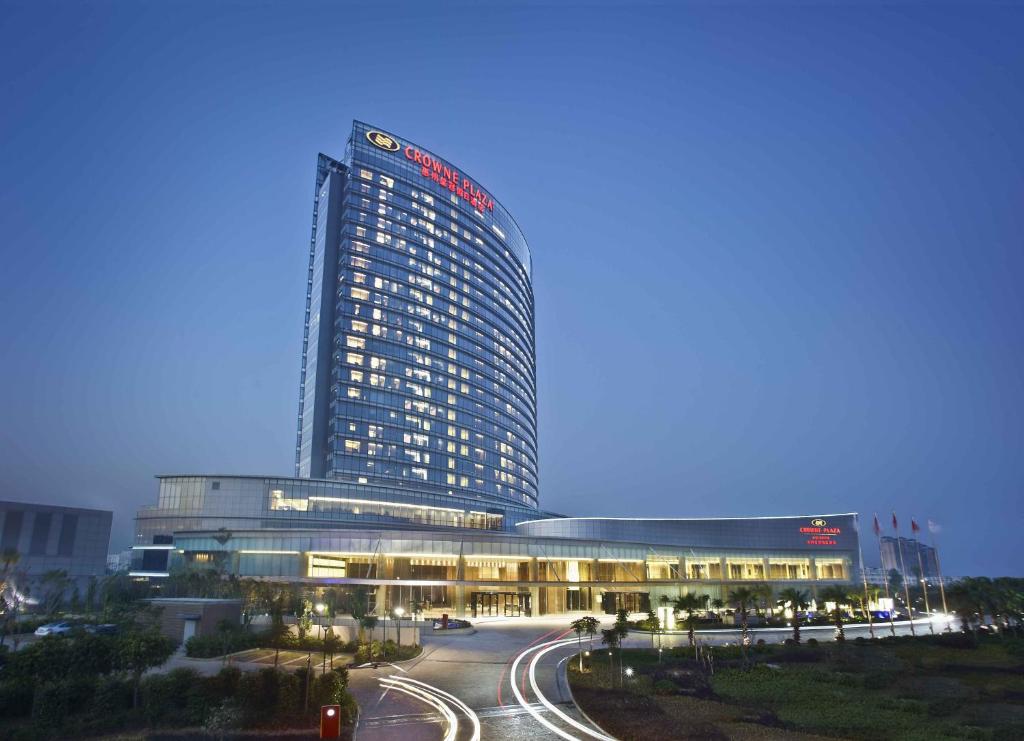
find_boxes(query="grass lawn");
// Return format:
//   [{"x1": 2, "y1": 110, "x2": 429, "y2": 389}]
[{"x1": 567, "y1": 635, "x2": 1024, "y2": 740}]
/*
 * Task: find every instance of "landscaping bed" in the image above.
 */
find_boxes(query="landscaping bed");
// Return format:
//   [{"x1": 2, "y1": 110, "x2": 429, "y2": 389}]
[{"x1": 567, "y1": 635, "x2": 1024, "y2": 740}]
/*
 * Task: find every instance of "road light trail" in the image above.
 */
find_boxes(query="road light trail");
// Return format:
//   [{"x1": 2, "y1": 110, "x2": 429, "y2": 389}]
[
  {"x1": 509, "y1": 636, "x2": 617, "y2": 741},
  {"x1": 529, "y1": 639, "x2": 616, "y2": 741},
  {"x1": 379, "y1": 677, "x2": 459, "y2": 741},
  {"x1": 392, "y1": 676, "x2": 481, "y2": 741}
]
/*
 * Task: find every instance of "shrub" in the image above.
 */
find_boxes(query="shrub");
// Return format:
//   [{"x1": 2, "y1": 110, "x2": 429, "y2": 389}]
[
  {"x1": 86, "y1": 675, "x2": 133, "y2": 726},
  {"x1": 185, "y1": 629, "x2": 259, "y2": 658},
  {"x1": 653, "y1": 679, "x2": 678, "y2": 695},
  {"x1": 140, "y1": 667, "x2": 213, "y2": 728},
  {"x1": 31, "y1": 676, "x2": 97, "y2": 730},
  {"x1": 806, "y1": 638, "x2": 819, "y2": 646},
  {"x1": 312, "y1": 670, "x2": 346, "y2": 708},
  {"x1": 0, "y1": 680, "x2": 34, "y2": 718}
]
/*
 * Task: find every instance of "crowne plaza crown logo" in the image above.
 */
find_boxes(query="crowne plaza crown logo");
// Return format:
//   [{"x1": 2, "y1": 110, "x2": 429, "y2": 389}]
[{"x1": 366, "y1": 130, "x2": 400, "y2": 152}]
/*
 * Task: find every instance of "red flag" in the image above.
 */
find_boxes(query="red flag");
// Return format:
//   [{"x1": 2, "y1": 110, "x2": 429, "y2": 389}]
[
  {"x1": 873, "y1": 513, "x2": 881, "y2": 537},
  {"x1": 891, "y1": 511, "x2": 899, "y2": 532},
  {"x1": 911, "y1": 518, "x2": 921, "y2": 534}
]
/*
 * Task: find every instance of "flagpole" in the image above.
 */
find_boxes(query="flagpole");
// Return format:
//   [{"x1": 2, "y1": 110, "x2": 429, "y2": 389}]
[
  {"x1": 893, "y1": 513, "x2": 916, "y2": 637},
  {"x1": 930, "y1": 521, "x2": 950, "y2": 632},
  {"x1": 912, "y1": 521, "x2": 933, "y2": 634},
  {"x1": 874, "y1": 514, "x2": 896, "y2": 637},
  {"x1": 856, "y1": 515, "x2": 875, "y2": 639},
  {"x1": 861, "y1": 565, "x2": 875, "y2": 639}
]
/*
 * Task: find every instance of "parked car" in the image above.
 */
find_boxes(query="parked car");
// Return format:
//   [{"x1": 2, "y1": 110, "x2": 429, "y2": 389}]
[
  {"x1": 34, "y1": 621, "x2": 74, "y2": 636},
  {"x1": 83, "y1": 623, "x2": 119, "y2": 635},
  {"x1": 433, "y1": 618, "x2": 471, "y2": 630}
]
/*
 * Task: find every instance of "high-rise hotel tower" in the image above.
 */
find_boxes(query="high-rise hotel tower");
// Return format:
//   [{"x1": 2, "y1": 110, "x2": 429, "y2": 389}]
[
  {"x1": 295, "y1": 122, "x2": 538, "y2": 509},
  {"x1": 133, "y1": 123, "x2": 860, "y2": 619}
]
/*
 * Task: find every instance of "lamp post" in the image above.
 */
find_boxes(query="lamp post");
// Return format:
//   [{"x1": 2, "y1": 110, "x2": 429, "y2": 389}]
[
  {"x1": 315, "y1": 603, "x2": 327, "y2": 673},
  {"x1": 394, "y1": 606, "x2": 405, "y2": 654}
]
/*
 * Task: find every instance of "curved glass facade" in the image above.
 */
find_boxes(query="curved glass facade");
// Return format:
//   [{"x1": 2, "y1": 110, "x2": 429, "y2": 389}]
[{"x1": 297, "y1": 122, "x2": 538, "y2": 508}]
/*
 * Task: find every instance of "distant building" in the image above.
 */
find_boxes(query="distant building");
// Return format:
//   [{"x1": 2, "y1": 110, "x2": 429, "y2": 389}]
[
  {"x1": 0, "y1": 500, "x2": 112, "y2": 591},
  {"x1": 106, "y1": 548, "x2": 133, "y2": 573},
  {"x1": 879, "y1": 536, "x2": 939, "y2": 581}
]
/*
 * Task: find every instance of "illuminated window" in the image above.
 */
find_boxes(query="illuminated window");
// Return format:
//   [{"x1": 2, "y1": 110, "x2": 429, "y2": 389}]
[
  {"x1": 344, "y1": 440, "x2": 361, "y2": 452},
  {"x1": 346, "y1": 352, "x2": 363, "y2": 365},
  {"x1": 351, "y1": 287, "x2": 370, "y2": 301}
]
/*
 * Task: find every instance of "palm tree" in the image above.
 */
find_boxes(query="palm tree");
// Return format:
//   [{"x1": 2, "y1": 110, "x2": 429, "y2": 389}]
[
  {"x1": 751, "y1": 583, "x2": 773, "y2": 619},
  {"x1": 674, "y1": 593, "x2": 707, "y2": 647},
  {"x1": 776, "y1": 588, "x2": 811, "y2": 644},
  {"x1": 727, "y1": 587, "x2": 756, "y2": 644},
  {"x1": 818, "y1": 586, "x2": 850, "y2": 641},
  {"x1": 569, "y1": 616, "x2": 600, "y2": 671}
]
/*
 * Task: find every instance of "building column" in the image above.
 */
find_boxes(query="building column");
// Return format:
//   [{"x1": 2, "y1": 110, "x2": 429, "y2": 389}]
[
  {"x1": 529, "y1": 586, "x2": 540, "y2": 617},
  {"x1": 455, "y1": 585, "x2": 466, "y2": 618},
  {"x1": 678, "y1": 556, "x2": 687, "y2": 582},
  {"x1": 375, "y1": 585, "x2": 387, "y2": 615},
  {"x1": 720, "y1": 557, "x2": 728, "y2": 581}
]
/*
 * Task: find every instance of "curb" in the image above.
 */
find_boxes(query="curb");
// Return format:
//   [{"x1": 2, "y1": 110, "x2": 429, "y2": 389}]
[{"x1": 562, "y1": 651, "x2": 618, "y2": 740}]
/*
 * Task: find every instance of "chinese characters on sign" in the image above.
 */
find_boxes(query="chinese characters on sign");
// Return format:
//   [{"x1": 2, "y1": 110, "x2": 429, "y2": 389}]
[
  {"x1": 799, "y1": 520, "x2": 841, "y2": 546},
  {"x1": 404, "y1": 146, "x2": 495, "y2": 213}
]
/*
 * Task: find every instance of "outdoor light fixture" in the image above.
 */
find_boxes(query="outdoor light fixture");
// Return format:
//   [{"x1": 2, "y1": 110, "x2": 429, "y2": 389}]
[
  {"x1": 326, "y1": 708, "x2": 335, "y2": 717},
  {"x1": 394, "y1": 607, "x2": 405, "y2": 617},
  {"x1": 315, "y1": 603, "x2": 326, "y2": 614},
  {"x1": 625, "y1": 667, "x2": 634, "y2": 678}
]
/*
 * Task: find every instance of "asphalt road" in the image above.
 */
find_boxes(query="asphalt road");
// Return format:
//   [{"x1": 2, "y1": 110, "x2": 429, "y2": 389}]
[{"x1": 348, "y1": 614, "x2": 946, "y2": 741}]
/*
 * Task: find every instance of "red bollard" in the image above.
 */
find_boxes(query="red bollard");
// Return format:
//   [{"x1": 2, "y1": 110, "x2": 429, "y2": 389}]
[{"x1": 320, "y1": 704, "x2": 341, "y2": 738}]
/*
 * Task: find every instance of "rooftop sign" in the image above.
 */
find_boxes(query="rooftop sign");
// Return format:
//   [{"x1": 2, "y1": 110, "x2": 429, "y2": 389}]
[{"x1": 363, "y1": 127, "x2": 494, "y2": 213}]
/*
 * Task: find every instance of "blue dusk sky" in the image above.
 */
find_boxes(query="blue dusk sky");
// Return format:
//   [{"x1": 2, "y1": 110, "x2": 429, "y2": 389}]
[{"x1": 1, "y1": 2, "x2": 1021, "y2": 576}]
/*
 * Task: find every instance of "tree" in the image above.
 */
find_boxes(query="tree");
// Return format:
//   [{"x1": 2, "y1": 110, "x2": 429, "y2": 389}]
[
  {"x1": 776, "y1": 588, "x2": 811, "y2": 644},
  {"x1": 887, "y1": 569, "x2": 905, "y2": 610},
  {"x1": 40, "y1": 569, "x2": 71, "y2": 616},
  {"x1": 1, "y1": 549, "x2": 26, "y2": 648},
  {"x1": 674, "y1": 593, "x2": 707, "y2": 647},
  {"x1": 569, "y1": 616, "x2": 599, "y2": 671},
  {"x1": 216, "y1": 618, "x2": 236, "y2": 664},
  {"x1": 347, "y1": 588, "x2": 371, "y2": 643},
  {"x1": 360, "y1": 615, "x2": 379, "y2": 646},
  {"x1": 818, "y1": 586, "x2": 850, "y2": 641},
  {"x1": 85, "y1": 576, "x2": 98, "y2": 613},
  {"x1": 297, "y1": 599, "x2": 314, "y2": 641},
  {"x1": 600, "y1": 628, "x2": 621, "y2": 687},
  {"x1": 751, "y1": 583, "x2": 773, "y2": 618},
  {"x1": 117, "y1": 629, "x2": 176, "y2": 707},
  {"x1": 727, "y1": 587, "x2": 756, "y2": 644},
  {"x1": 267, "y1": 611, "x2": 291, "y2": 667}
]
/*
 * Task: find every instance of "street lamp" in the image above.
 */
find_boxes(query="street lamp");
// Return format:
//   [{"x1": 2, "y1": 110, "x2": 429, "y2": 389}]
[
  {"x1": 315, "y1": 603, "x2": 328, "y2": 673},
  {"x1": 394, "y1": 606, "x2": 405, "y2": 654}
]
